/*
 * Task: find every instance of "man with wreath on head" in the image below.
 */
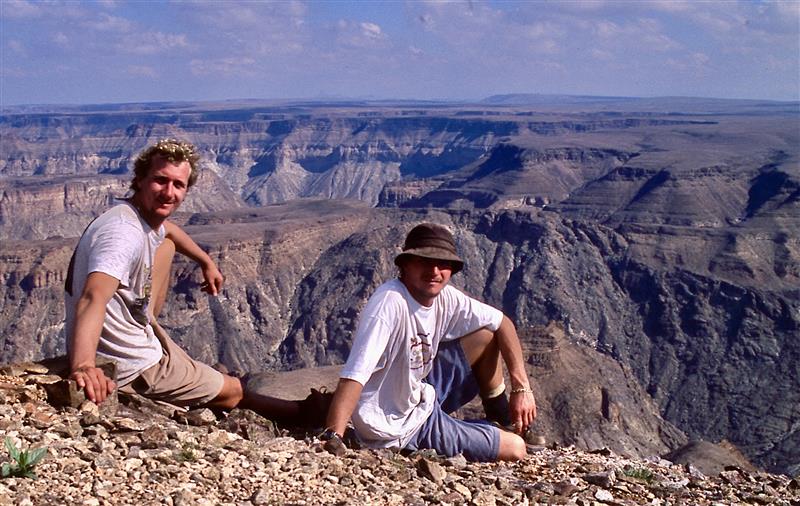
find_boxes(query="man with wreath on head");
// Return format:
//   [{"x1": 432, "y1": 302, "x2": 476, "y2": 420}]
[
  {"x1": 322, "y1": 223, "x2": 536, "y2": 461},
  {"x1": 65, "y1": 139, "x2": 329, "y2": 425}
]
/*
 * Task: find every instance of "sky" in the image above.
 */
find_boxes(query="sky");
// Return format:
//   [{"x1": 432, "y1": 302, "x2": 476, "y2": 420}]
[{"x1": 1, "y1": 0, "x2": 798, "y2": 106}]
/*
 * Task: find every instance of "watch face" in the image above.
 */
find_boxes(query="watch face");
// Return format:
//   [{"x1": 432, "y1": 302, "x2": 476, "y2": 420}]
[{"x1": 320, "y1": 429, "x2": 338, "y2": 441}]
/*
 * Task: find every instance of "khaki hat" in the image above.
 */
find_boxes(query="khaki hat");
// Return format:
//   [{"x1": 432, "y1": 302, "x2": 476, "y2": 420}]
[{"x1": 394, "y1": 223, "x2": 464, "y2": 274}]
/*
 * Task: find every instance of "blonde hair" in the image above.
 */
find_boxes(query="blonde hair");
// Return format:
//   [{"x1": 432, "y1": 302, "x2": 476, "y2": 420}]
[{"x1": 131, "y1": 139, "x2": 200, "y2": 192}]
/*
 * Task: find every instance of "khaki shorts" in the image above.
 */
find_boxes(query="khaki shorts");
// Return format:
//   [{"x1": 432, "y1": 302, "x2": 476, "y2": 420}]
[{"x1": 120, "y1": 323, "x2": 225, "y2": 407}]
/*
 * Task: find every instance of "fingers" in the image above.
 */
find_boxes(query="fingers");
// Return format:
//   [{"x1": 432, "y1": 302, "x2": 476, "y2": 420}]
[
  {"x1": 106, "y1": 377, "x2": 117, "y2": 396},
  {"x1": 70, "y1": 367, "x2": 115, "y2": 404},
  {"x1": 510, "y1": 394, "x2": 537, "y2": 434},
  {"x1": 324, "y1": 436, "x2": 346, "y2": 457},
  {"x1": 201, "y1": 269, "x2": 224, "y2": 296},
  {"x1": 513, "y1": 415, "x2": 525, "y2": 435},
  {"x1": 212, "y1": 273, "x2": 224, "y2": 292}
]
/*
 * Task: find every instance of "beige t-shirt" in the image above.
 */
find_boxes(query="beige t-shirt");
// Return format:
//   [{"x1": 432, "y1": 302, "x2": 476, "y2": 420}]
[{"x1": 65, "y1": 202, "x2": 165, "y2": 386}]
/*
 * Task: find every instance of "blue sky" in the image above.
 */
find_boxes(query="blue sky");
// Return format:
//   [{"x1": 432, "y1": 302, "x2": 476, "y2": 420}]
[{"x1": 1, "y1": 0, "x2": 798, "y2": 106}]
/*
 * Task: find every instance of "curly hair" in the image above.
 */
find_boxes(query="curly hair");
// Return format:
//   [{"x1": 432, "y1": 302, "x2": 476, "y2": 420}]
[{"x1": 130, "y1": 139, "x2": 200, "y2": 192}]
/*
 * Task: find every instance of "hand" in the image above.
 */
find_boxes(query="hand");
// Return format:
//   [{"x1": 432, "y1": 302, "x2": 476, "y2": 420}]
[
  {"x1": 200, "y1": 261, "x2": 224, "y2": 296},
  {"x1": 323, "y1": 435, "x2": 347, "y2": 457},
  {"x1": 320, "y1": 428, "x2": 347, "y2": 456},
  {"x1": 70, "y1": 366, "x2": 116, "y2": 404},
  {"x1": 509, "y1": 389, "x2": 537, "y2": 435}
]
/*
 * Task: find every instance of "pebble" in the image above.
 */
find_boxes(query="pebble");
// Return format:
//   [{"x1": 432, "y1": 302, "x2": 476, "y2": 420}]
[
  {"x1": 594, "y1": 488, "x2": 614, "y2": 502},
  {"x1": 0, "y1": 372, "x2": 797, "y2": 506}
]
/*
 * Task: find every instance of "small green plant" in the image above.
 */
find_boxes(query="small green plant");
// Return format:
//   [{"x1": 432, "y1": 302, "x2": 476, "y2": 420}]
[
  {"x1": 622, "y1": 465, "x2": 655, "y2": 483},
  {"x1": 174, "y1": 442, "x2": 197, "y2": 463},
  {"x1": 1, "y1": 437, "x2": 47, "y2": 479}
]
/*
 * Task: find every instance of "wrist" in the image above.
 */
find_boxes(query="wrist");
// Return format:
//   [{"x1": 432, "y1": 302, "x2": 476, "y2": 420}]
[
  {"x1": 71, "y1": 361, "x2": 96, "y2": 372},
  {"x1": 319, "y1": 428, "x2": 342, "y2": 441},
  {"x1": 510, "y1": 387, "x2": 533, "y2": 395}
]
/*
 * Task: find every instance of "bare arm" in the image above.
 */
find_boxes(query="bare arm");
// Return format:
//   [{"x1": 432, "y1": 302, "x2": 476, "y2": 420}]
[
  {"x1": 164, "y1": 220, "x2": 223, "y2": 295},
  {"x1": 496, "y1": 315, "x2": 537, "y2": 433},
  {"x1": 68, "y1": 271, "x2": 119, "y2": 404},
  {"x1": 325, "y1": 378, "x2": 364, "y2": 437}
]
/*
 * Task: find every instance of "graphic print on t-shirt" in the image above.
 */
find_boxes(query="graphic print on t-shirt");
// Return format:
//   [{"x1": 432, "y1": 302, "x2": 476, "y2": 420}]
[
  {"x1": 410, "y1": 316, "x2": 432, "y2": 370},
  {"x1": 130, "y1": 263, "x2": 152, "y2": 326}
]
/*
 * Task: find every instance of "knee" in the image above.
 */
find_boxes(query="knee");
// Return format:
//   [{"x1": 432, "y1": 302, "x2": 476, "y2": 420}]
[
  {"x1": 213, "y1": 375, "x2": 244, "y2": 409},
  {"x1": 497, "y1": 432, "x2": 527, "y2": 462},
  {"x1": 160, "y1": 238, "x2": 176, "y2": 256},
  {"x1": 461, "y1": 327, "x2": 498, "y2": 365},
  {"x1": 153, "y1": 239, "x2": 177, "y2": 275},
  {"x1": 509, "y1": 434, "x2": 527, "y2": 461}
]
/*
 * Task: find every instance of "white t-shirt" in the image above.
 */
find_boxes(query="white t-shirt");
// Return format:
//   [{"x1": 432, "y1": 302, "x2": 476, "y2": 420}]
[
  {"x1": 65, "y1": 202, "x2": 165, "y2": 386},
  {"x1": 340, "y1": 279, "x2": 504, "y2": 448}
]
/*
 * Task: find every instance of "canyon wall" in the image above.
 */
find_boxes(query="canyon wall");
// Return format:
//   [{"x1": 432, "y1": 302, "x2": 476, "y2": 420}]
[{"x1": 0, "y1": 99, "x2": 798, "y2": 474}]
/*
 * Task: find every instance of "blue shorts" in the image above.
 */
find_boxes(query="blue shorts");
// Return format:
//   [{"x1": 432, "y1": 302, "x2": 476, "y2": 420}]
[{"x1": 404, "y1": 340, "x2": 500, "y2": 462}]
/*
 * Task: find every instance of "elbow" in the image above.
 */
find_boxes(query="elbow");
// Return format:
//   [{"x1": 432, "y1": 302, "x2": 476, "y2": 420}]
[{"x1": 500, "y1": 315, "x2": 516, "y2": 332}]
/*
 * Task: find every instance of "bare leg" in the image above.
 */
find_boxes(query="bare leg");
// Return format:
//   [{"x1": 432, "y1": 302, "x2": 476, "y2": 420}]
[
  {"x1": 461, "y1": 329, "x2": 527, "y2": 460},
  {"x1": 497, "y1": 430, "x2": 527, "y2": 461},
  {"x1": 239, "y1": 389, "x2": 302, "y2": 421},
  {"x1": 201, "y1": 375, "x2": 302, "y2": 421},
  {"x1": 460, "y1": 328, "x2": 504, "y2": 396},
  {"x1": 150, "y1": 239, "x2": 306, "y2": 422},
  {"x1": 461, "y1": 327, "x2": 519, "y2": 431},
  {"x1": 150, "y1": 238, "x2": 176, "y2": 320}
]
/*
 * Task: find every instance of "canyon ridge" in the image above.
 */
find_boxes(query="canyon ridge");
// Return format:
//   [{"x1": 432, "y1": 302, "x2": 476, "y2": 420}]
[{"x1": 1, "y1": 95, "x2": 797, "y2": 476}]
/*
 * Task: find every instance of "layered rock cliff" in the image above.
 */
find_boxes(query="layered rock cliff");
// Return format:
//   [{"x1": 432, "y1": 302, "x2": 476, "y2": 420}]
[
  {"x1": 7, "y1": 102, "x2": 793, "y2": 225},
  {"x1": 1, "y1": 99, "x2": 798, "y2": 475},
  {"x1": 1, "y1": 202, "x2": 796, "y2": 474}
]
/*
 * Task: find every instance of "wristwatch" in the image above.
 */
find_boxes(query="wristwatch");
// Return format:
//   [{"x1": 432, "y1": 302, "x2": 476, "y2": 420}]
[{"x1": 319, "y1": 428, "x2": 342, "y2": 441}]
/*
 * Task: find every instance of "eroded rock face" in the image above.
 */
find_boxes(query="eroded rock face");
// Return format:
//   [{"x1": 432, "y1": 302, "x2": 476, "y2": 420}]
[
  {"x1": 6, "y1": 103, "x2": 795, "y2": 229},
  {"x1": 1, "y1": 202, "x2": 798, "y2": 474},
  {"x1": 0, "y1": 170, "x2": 245, "y2": 240},
  {"x1": 1, "y1": 100, "x2": 798, "y2": 475}
]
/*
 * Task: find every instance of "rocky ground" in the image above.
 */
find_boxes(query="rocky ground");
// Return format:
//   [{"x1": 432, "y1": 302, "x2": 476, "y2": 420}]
[{"x1": 1, "y1": 363, "x2": 798, "y2": 506}]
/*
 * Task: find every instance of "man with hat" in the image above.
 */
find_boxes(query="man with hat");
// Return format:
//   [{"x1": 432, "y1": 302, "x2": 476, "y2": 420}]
[{"x1": 322, "y1": 223, "x2": 536, "y2": 461}]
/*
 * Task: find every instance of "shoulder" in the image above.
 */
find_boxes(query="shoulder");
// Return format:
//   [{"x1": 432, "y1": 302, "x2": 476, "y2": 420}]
[
  {"x1": 91, "y1": 203, "x2": 144, "y2": 235},
  {"x1": 85, "y1": 205, "x2": 145, "y2": 258},
  {"x1": 439, "y1": 284, "x2": 468, "y2": 303},
  {"x1": 363, "y1": 280, "x2": 408, "y2": 317},
  {"x1": 438, "y1": 284, "x2": 497, "y2": 312},
  {"x1": 370, "y1": 279, "x2": 407, "y2": 304}
]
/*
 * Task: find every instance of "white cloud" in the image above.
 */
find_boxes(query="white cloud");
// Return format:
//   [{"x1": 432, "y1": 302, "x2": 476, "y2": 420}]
[
  {"x1": 591, "y1": 48, "x2": 614, "y2": 61},
  {"x1": 181, "y1": 0, "x2": 310, "y2": 59},
  {"x1": 595, "y1": 20, "x2": 621, "y2": 39},
  {"x1": 332, "y1": 19, "x2": 390, "y2": 49},
  {"x1": 417, "y1": 13, "x2": 435, "y2": 31},
  {"x1": 126, "y1": 65, "x2": 157, "y2": 78},
  {"x1": 87, "y1": 13, "x2": 133, "y2": 32},
  {"x1": 2, "y1": 0, "x2": 797, "y2": 104},
  {"x1": 591, "y1": 17, "x2": 681, "y2": 52},
  {"x1": 190, "y1": 57, "x2": 257, "y2": 77},
  {"x1": 1, "y1": 0, "x2": 42, "y2": 18},
  {"x1": 691, "y1": 52, "x2": 710, "y2": 67},
  {"x1": 666, "y1": 51, "x2": 710, "y2": 72},
  {"x1": 1, "y1": 65, "x2": 30, "y2": 78},
  {"x1": 360, "y1": 22, "x2": 384, "y2": 40},
  {"x1": 7, "y1": 39, "x2": 26, "y2": 55},
  {"x1": 648, "y1": 0, "x2": 695, "y2": 14},
  {"x1": 119, "y1": 32, "x2": 189, "y2": 55},
  {"x1": 774, "y1": 1, "x2": 800, "y2": 19},
  {"x1": 52, "y1": 32, "x2": 69, "y2": 47}
]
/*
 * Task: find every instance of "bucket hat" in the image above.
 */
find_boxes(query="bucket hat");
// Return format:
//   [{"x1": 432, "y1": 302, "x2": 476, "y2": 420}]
[{"x1": 394, "y1": 223, "x2": 464, "y2": 274}]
